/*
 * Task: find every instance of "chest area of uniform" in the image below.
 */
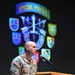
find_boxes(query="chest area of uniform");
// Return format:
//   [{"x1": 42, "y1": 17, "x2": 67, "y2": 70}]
[{"x1": 21, "y1": 62, "x2": 37, "y2": 75}]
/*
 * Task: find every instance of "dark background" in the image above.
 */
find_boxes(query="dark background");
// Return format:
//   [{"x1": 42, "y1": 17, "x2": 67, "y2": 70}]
[{"x1": 0, "y1": 0, "x2": 75, "y2": 75}]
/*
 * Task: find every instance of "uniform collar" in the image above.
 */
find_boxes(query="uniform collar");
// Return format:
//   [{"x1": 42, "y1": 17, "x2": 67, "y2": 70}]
[{"x1": 20, "y1": 54, "x2": 33, "y2": 64}]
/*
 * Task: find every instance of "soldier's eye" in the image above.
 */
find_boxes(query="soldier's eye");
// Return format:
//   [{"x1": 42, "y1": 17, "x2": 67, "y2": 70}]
[{"x1": 32, "y1": 46, "x2": 36, "y2": 48}]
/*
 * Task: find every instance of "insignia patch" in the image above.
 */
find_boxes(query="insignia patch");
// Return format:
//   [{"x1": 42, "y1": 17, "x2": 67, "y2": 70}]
[
  {"x1": 13, "y1": 62, "x2": 20, "y2": 68},
  {"x1": 41, "y1": 48, "x2": 51, "y2": 60},
  {"x1": 32, "y1": 51, "x2": 39, "y2": 63},
  {"x1": 47, "y1": 36, "x2": 55, "y2": 48},
  {"x1": 48, "y1": 23, "x2": 57, "y2": 36},
  {"x1": 9, "y1": 18, "x2": 19, "y2": 31},
  {"x1": 12, "y1": 32, "x2": 22, "y2": 45},
  {"x1": 20, "y1": 15, "x2": 46, "y2": 50}
]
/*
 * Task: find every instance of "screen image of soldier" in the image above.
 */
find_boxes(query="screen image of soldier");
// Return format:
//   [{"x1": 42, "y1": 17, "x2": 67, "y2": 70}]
[{"x1": 10, "y1": 41, "x2": 38, "y2": 75}]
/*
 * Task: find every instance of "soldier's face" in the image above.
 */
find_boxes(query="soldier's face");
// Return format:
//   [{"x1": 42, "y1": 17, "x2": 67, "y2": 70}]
[{"x1": 29, "y1": 43, "x2": 37, "y2": 55}]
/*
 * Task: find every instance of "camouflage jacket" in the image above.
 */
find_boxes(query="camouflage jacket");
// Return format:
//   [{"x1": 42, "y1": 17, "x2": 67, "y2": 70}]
[{"x1": 10, "y1": 54, "x2": 37, "y2": 75}]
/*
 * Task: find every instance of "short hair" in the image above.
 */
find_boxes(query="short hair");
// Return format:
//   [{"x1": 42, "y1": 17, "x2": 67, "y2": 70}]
[{"x1": 24, "y1": 41, "x2": 36, "y2": 51}]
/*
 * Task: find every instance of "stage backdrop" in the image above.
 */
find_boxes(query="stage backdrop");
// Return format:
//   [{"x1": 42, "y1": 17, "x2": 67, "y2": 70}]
[{"x1": 0, "y1": 0, "x2": 75, "y2": 75}]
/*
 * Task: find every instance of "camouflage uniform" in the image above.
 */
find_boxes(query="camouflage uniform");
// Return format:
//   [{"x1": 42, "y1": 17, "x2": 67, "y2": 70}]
[{"x1": 10, "y1": 54, "x2": 37, "y2": 75}]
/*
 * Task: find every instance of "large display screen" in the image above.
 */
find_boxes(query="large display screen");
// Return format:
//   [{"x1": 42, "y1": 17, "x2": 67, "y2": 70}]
[
  {"x1": 1, "y1": 0, "x2": 75, "y2": 75},
  {"x1": 9, "y1": 2, "x2": 57, "y2": 64}
]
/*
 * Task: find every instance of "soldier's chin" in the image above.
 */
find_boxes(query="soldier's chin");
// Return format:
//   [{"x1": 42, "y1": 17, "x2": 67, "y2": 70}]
[
  {"x1": 31, "y1": 53, "x2": 35, "y2": 56},
  {"x1": 33, "y1": 53, "x2": 36, "y2": 55}
]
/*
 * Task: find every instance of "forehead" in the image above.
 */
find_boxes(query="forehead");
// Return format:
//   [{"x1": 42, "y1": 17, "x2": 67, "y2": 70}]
[
  {"x1": 25, "y1": 41, "x2": 36, "y2": 46},
  {"x1": 29, "y1": 42, "x2": 36, "y2": 46}
]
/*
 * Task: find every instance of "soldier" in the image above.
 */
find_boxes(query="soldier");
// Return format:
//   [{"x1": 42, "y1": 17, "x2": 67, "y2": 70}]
[{"x1": 10, "y1": 41, "x2": 37, "y2": 75}]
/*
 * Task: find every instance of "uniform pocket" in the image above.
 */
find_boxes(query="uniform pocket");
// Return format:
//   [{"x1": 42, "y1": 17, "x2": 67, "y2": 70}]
[{"x1": 22, "y1": 64, "x2": 30, "y2": 74}]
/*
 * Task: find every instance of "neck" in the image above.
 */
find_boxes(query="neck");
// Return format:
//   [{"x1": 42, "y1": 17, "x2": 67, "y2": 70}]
[{"x1": 24, "y1": 52, "x2": 32, "y2": 61}]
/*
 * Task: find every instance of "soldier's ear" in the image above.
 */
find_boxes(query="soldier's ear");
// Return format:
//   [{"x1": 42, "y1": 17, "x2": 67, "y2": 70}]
[
  {"x1": 26, "y1": 47, "x2": 29, "y2": 50},
  {"x1": 27, "y1": 48, "x2": 30, "y2": 50},
  {"x1": 25, "y1": 47, "x2": 29, "y2": 50}
]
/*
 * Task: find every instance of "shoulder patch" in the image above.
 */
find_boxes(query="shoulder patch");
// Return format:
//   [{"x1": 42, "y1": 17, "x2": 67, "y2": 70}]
[{"x1": 13, "y1": 62, "x2": 20, "y2": 68}]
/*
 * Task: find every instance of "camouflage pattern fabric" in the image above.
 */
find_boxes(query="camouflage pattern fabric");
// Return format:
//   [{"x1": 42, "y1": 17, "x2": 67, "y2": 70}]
[{"x1": 10, "y1": 54, "x2": 37, "y2": 75}]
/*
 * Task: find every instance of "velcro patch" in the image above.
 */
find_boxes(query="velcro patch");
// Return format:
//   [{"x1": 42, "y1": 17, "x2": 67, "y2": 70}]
[{"x1": 13, "y1": 62, "x2": 20, "y2": 68}]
